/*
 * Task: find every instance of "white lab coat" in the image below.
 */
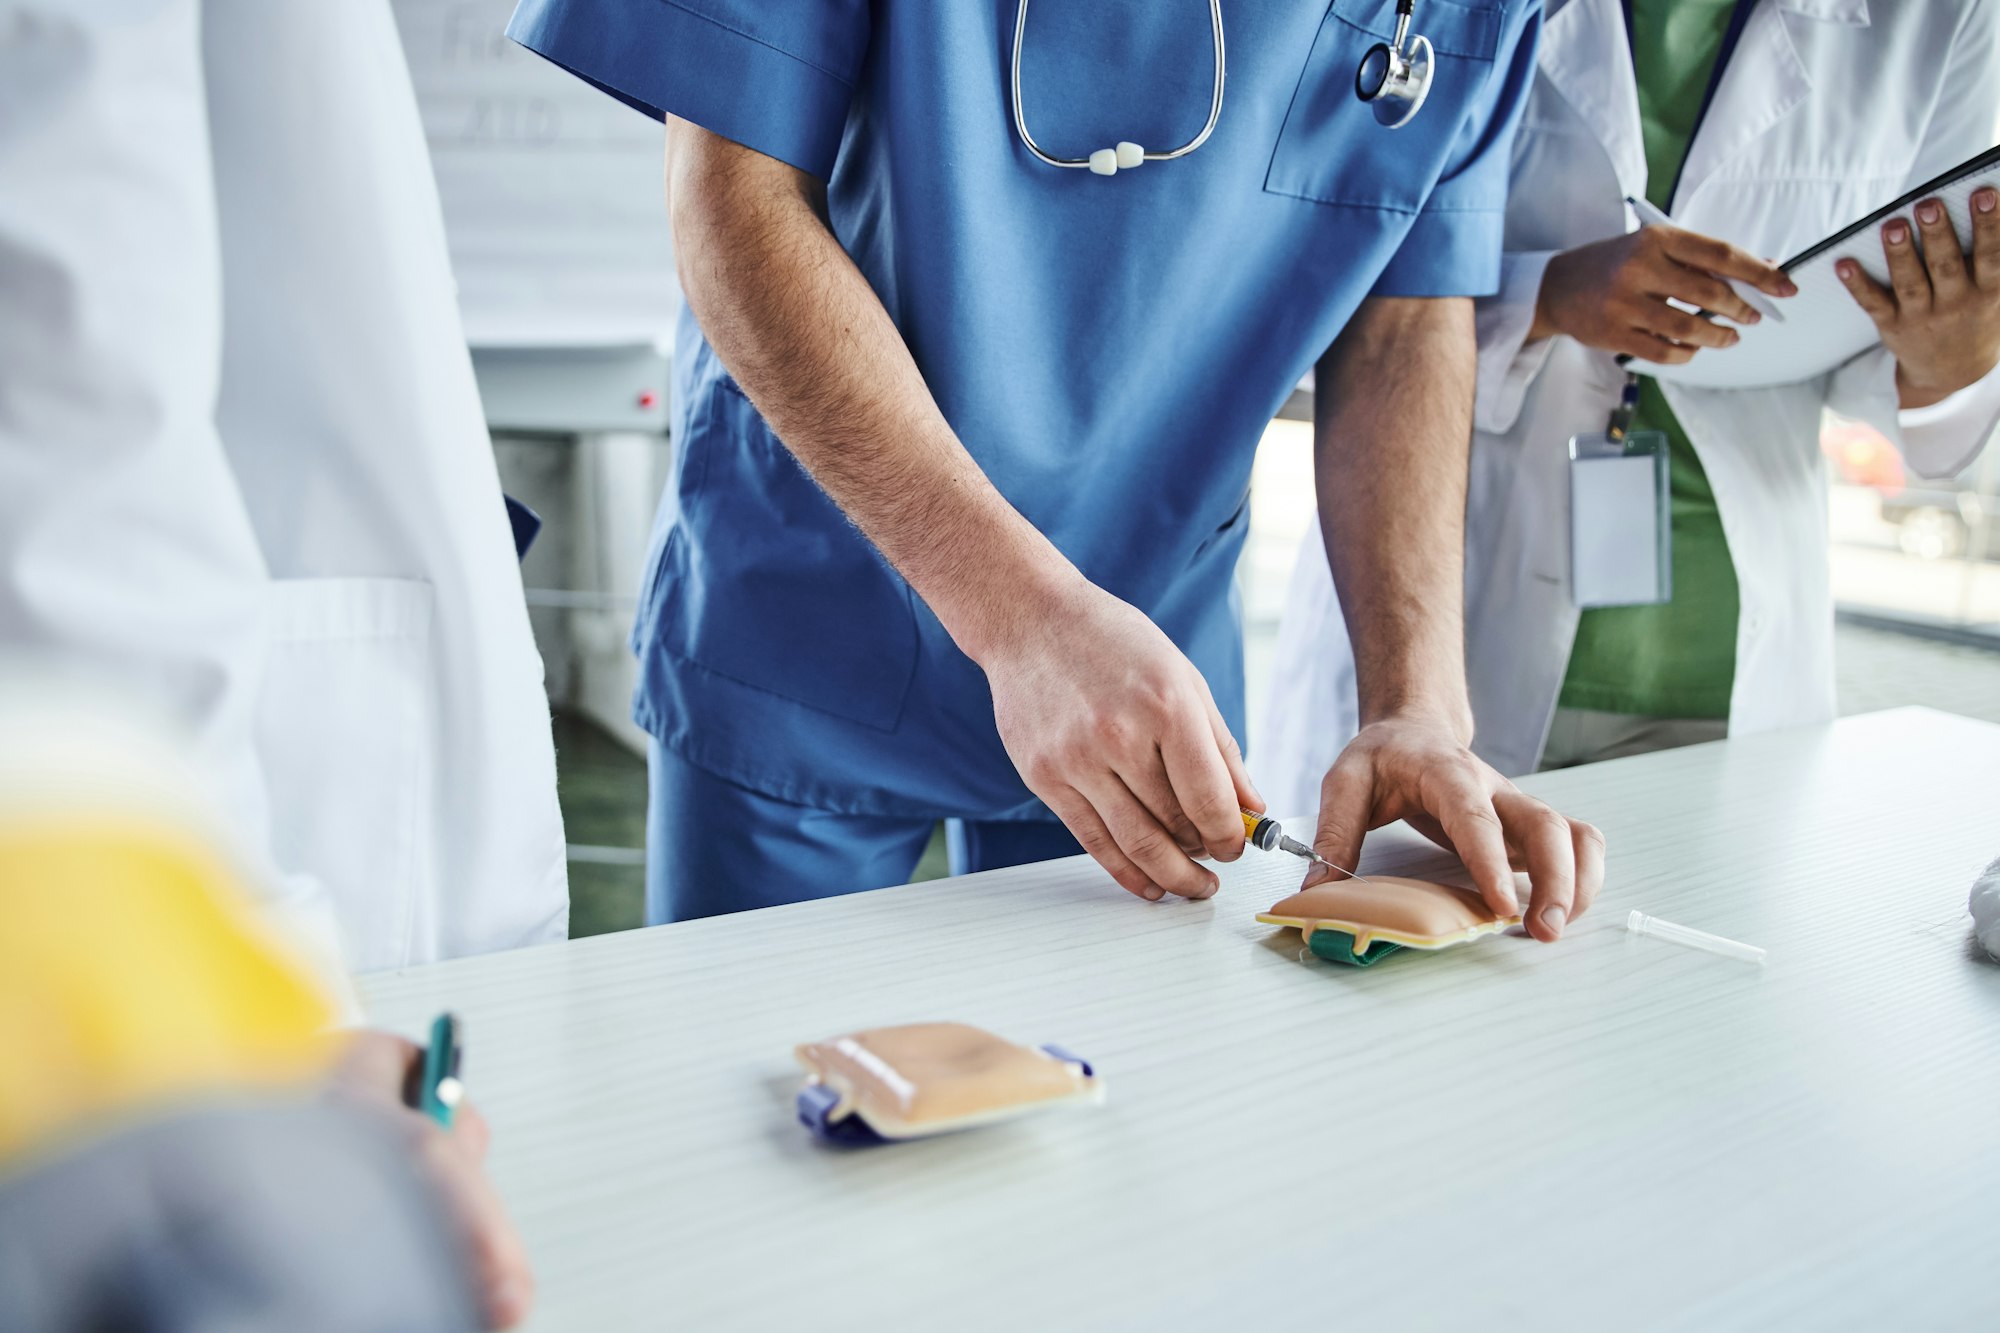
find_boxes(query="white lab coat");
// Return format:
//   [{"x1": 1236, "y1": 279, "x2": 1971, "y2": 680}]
[
  {"x1": 1258, "y1": 0, "x2": 2000, "y2": 811},
  {"x1": 0, "y1": 0, "x2": 568, "y2": 970}
]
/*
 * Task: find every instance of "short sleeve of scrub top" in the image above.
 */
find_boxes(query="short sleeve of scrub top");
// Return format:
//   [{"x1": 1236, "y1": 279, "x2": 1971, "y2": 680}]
[
  {"x1": 1371, "y1": 4, "x2": 1541, "y2": 299},
  {"x1": 505, "y1": 0, "x2": 870, "y2": 178}
]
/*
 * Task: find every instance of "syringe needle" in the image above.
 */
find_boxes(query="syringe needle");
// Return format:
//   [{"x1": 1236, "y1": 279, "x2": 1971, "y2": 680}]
[
  {"x1": 1280, "y1": 835, "x2": 1370, "y2": 884},
  {"x1": 1242, "y1": 809, "x2": 1371, "y2": 883}
]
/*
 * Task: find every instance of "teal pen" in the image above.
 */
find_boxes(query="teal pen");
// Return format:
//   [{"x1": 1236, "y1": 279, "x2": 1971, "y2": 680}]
[{"x1": 411, "y1": 1012, "x2": 464, "y2": 1130}]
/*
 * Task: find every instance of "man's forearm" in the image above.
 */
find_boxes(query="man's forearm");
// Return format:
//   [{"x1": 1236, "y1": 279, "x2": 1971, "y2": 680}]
[
  {"x1": 666, "y1": 119, "x2": 1079, "y2": 661},
  {"x1": 1315, "y1": 296, "x2": 1478, "y2": 737}
]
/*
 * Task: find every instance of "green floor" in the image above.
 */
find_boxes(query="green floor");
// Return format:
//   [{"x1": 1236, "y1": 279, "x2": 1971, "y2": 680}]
[{"x1": 553, "y1": 711, "x2": 947, "y2": 938}]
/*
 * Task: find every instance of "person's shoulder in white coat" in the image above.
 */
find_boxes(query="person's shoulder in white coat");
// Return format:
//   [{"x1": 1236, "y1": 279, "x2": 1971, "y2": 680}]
[{"x1": 0, "y1": 0, "x2": 569, "y2": 970}]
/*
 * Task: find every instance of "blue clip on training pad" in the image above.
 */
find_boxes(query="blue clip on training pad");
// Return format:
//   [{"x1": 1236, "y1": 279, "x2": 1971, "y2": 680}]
[{"x1": 795, "y1": 1081, "x2": 887, "y2": 1145}]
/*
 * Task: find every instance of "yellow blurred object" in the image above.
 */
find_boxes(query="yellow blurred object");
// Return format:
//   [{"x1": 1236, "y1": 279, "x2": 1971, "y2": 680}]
[{"x1": 0, "y1": 820, "x2": 340, "y2": 1162}]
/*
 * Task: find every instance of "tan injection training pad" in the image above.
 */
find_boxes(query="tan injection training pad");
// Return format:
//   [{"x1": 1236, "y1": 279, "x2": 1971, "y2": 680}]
[
  {"x1": 795, "y1": 1022, "x2": 1102, "y2": 1141},
  {"x1": 1258, "y1": 876, "x2": 1522, "y2": 960}
]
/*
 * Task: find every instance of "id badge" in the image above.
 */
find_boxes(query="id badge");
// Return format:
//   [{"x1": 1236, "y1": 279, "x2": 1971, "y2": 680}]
[{"x1": 1568, "y1": 430, "x2": 1669, "y2": 609}]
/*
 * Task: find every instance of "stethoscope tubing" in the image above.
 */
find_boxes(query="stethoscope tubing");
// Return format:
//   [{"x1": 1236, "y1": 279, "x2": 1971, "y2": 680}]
[
  {"x1": 1009, "y1": 0, "x2": 1227, "y2": 168},
  {"x1": 1009, "y1": 0, "x2": 1431, "y2": 169}
]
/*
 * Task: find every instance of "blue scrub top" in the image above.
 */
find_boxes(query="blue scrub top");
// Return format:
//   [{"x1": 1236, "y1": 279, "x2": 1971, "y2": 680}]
[{"x1": 509, "y1": 0, "x2": 1540, "y2": 820}]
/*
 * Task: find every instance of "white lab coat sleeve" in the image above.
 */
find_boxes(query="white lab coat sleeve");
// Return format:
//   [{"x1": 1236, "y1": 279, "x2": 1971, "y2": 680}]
[
  {"x1": 1824, "y1": 0, "x2": 2000, "y2": 482},
  {"x1": 0, "y1": 1, "x2": 349, "y2": 979},
  {"x1": 1827, "y1": 348, "x2": 2000, "y2": 481},
  {"x1": 1472, "y1": 250, "x2": 1562, "y2": 436}
]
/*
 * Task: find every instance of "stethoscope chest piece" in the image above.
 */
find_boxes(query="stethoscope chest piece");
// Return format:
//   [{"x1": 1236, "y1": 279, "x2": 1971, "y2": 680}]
[{"x1": 1355, "y1": 31, "x2": 1433, "y2": 129}]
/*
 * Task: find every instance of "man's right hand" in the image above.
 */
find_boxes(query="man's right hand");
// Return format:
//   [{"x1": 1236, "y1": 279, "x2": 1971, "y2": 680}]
[
  {"x1": 984, "y1": 579, "x2": 1261, "y2": 901},
  {"x1": 1531, "y1": 224, "x2": 1796, "y2": 362}
]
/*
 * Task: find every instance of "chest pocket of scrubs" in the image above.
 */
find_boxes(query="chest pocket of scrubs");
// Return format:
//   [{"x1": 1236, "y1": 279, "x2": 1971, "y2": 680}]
[
  {"x1": 1265, "y1": 0, "x2": 1501, "y2": 209},
  {"x1": 646, "y1": 380, "x2": 919, "y2": 732}
]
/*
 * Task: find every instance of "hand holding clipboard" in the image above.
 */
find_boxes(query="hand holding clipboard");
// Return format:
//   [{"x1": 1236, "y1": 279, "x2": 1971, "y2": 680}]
[{"x1": 1642, "y1": 145, "x2": 2000, "y2": 390}]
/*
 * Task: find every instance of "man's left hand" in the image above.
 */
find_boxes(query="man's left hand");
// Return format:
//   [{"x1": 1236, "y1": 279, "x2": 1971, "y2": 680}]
[
  {"x1": 1305, "y1": 714, "x2": 1604, "y2": 942},
  {"x1": 1837, "y1": 187, "x2": 2000, "y2": 409}
]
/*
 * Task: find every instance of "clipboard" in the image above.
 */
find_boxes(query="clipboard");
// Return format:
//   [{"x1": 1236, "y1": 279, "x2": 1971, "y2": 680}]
[{"x1": 1644, "y1": 145, "x2": 2000, "y2": 390}]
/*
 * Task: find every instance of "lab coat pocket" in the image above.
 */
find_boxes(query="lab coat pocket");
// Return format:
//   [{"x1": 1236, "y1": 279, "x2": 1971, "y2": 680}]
[
  {"x1": 1266, "y1": 0, "x2": 1501, "y2": 210},
  {"x1": 255, "y1": 577, "x2": 436, "y2": 973},
  {"x1": 646, "y1": 381, "x2": 919, "y2": 732}
]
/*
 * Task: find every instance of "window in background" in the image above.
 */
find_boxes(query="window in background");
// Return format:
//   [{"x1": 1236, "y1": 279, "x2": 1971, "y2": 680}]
[{"x1": 1823, "y1": 410, "x2": 2000, "y2": 633}]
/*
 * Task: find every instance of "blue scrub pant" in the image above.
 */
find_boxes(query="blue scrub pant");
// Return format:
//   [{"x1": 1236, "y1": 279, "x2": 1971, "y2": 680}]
[{"x1": 646, "y1": 741, "x2": 1083, "y2": 923}]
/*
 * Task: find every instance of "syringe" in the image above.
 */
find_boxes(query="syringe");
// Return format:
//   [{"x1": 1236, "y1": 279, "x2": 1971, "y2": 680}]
[{"x1": 1240, "y1": 809, "x2": 1370, "y2": 883}]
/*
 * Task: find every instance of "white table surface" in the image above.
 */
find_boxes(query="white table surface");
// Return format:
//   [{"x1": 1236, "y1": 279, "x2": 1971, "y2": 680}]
[{"x1": 361, "y1": 708, "x2": 2000, "y2": 1331}]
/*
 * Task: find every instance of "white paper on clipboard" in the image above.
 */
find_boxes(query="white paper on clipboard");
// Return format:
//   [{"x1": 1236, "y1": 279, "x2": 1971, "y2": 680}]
[{"x1": 1643, "y1": 146, "x2": 2000, "y2": 391}]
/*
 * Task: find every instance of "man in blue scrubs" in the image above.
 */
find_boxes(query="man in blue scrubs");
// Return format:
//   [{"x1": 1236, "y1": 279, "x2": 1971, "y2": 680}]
[{"x1": 510, "y1": 0, "x2": 1604, "y2": 942}]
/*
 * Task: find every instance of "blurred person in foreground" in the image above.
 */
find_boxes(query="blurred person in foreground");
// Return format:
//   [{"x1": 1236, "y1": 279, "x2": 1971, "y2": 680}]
[{"x1": 0, "y1": 677, "x2": 533, "y2": 1330}]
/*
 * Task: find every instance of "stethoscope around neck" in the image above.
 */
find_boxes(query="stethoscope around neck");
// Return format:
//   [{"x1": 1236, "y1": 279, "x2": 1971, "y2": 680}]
[{"x1": 1009, "y1": 0, "x2": 1436, "y2": 177}]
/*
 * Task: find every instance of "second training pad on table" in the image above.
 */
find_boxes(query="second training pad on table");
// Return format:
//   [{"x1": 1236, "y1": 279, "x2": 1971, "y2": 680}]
[{"x1": 795, "y1": 1022, "x2": 1102, "y2": 1143}]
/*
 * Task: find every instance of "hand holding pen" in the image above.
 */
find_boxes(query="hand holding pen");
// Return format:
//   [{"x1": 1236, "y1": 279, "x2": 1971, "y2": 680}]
[
  {"x1": 332, "y1": 1022, "x2": 533, "y2": 1329},
  {"x1": 1529, "y1": 208, "x2": 1796, "y2": 364}
]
